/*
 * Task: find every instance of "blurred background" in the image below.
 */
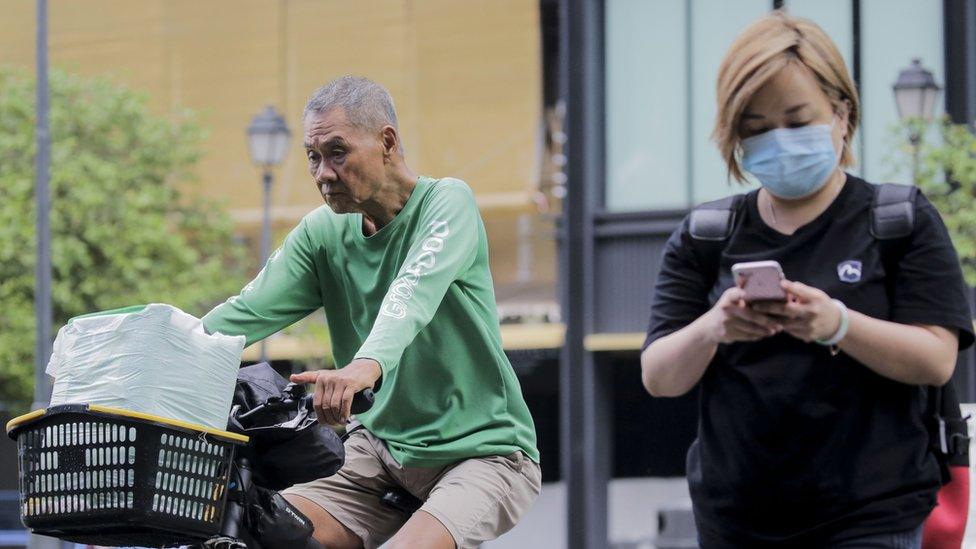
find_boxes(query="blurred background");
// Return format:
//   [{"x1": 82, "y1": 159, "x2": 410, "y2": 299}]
[{"x1": 0, "y1": 1, "x2": 974, "y2": 548}]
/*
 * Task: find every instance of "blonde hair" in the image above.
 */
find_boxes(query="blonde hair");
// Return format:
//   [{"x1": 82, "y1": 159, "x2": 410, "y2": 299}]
[{"x1": 714, "y1": 10, "x2": 859, "y2": 182}]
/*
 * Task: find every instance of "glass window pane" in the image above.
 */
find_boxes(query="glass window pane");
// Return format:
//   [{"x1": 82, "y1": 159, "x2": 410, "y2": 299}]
[
  {"x1": 605, "y1": 0, "x2": 688, "y2": 211},
  {"x1": 690, "y1": 0, "x2": 770, "y2": 204},
  {"x1": 861, "y1": 0, "x2": 944, "y2": 183}
]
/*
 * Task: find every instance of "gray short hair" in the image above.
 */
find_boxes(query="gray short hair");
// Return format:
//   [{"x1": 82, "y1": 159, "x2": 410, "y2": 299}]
[{"x1": 303, "y1": 75, "x2": 398, "y2": 131}]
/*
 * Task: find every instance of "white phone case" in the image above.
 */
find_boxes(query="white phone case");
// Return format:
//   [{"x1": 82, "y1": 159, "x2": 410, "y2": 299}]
[{"x1": 731, "y1": 260, "x2": 786, "y2": 302}]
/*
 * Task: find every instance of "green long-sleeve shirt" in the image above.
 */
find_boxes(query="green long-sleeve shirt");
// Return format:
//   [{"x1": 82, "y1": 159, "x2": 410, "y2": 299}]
[{"x1": 203, "y1": 176, "x2": 539, "y2": 467}]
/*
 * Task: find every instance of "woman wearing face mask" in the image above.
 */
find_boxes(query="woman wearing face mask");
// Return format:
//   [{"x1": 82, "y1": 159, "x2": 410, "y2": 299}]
[{"x1": 640, "y1": 11, "x2": 974, "y2": 549}]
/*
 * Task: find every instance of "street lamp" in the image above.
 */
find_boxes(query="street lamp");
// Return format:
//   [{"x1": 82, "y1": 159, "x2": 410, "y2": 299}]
[
  {"x1": 246, "y1": 105, "x2": 291, "y2": 363},
  {"x1": 892, "y1": 58, "x2": 941, "y2": 183}
]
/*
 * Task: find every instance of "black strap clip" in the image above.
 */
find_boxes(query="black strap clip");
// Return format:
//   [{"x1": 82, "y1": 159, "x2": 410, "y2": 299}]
[{"x1": 933, "y1": 414, "x2": 971, "y2": 457}]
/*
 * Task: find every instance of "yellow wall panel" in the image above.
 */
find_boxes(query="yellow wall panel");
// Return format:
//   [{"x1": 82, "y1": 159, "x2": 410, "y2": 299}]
[
  {"x1": 160, "y1": 0, "x2": 284, "y2": 212},
  {"x1": 0, "y1": 0, "x2": 540, "y2": 213},
  {"x1": 0, "y1": 0, "x2": 550, "y2": 295},
  {"x1": 413, "y1": 0, "x2": 541, "y2": 197}
]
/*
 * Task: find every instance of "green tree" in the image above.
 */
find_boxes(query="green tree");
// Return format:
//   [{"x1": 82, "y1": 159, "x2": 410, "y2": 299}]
[
  {"x1": 0, "y1": 68, "x2": 247, "y2": 411},
  {"x1": 891, "y1": 118, "x2": 976, "y2": 286}
]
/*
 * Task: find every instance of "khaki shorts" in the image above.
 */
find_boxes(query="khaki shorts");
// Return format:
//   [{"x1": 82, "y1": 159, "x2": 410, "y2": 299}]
[{"x1": 282, "y1": 427, "x2": 542, "y2": 549}]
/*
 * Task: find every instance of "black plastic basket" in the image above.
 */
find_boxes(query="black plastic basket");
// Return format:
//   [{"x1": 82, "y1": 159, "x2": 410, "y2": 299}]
[{"x1": 5, "y1": 403, "x2": 248, "y2": 547}]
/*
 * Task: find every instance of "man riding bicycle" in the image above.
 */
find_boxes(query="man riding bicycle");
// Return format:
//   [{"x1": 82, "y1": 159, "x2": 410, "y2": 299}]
[{"x1": 202, "y1": 75, "x2": 541, "y2": 549}]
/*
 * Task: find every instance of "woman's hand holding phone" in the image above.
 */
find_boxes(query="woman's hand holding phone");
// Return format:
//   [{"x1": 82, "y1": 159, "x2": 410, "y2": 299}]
[
  {"x1": 708, "y1": 260, "x2": 841, "y2": 344},
  {"x1": 704, "y1": 286, "x2": 784, "y2": 344},
  {"x1": 750, "y1": 280, "x2": 843, "y2": 343}
]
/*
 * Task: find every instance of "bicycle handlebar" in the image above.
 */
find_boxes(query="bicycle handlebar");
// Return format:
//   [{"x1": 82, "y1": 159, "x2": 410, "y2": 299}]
[
  {"x1": 302, "y1": 388, "x2": 375, "y2": 416},
  {"x1": 236, "y1": 386, "x2": 375, "y2": 423}
]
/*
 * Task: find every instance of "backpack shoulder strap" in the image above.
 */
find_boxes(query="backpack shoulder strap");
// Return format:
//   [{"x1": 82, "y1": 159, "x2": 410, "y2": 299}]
[
  {"x1": 870, "y1": 183, "x2": 918, "y2": 240},
  {"x1": 689, "y1": 194, "x2": 745, "y2": 241},
  {"x1": 873, "y1": 183, "x2": 917, "y2": 320},
  {"x1": 872, "y1": 183, "x2": 917, "y2": 279},
  {"x1": 872, "y1": 183, "x2": 916, "y2": 280},
  {"x1": 869, "y1": 183, "x2": 970, "y2": 476},
  {"x1": 687, "y1": 194, "x2": 746, "y2": 288}
]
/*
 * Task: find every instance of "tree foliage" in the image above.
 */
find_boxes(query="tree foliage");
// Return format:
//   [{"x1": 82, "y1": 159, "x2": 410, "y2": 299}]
[
  {"x1": 891, "y1": 118, "x2": 976, "y2": 287},
  {"x1": 0, "y1": 68, "x2": 247, "y2": 411}
]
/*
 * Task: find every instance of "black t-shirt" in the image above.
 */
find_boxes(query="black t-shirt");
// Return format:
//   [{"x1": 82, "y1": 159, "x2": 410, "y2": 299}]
[{"x1": 644, "y1": 175, "x2": 975, "y2": 547}]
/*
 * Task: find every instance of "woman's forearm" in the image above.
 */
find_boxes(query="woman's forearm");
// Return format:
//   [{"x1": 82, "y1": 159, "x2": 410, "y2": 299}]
[
  {"x1": 641, "y1": 313, "x2": 720, "y2": 397},
  {"x1": 839, "y1": 311, "x2": 958, "y2": 386}
]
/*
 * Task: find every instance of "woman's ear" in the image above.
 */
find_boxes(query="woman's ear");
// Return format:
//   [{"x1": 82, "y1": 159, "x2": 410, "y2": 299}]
[{"x1": 836, "y1": 99, "x2": 852, "y2": 139}]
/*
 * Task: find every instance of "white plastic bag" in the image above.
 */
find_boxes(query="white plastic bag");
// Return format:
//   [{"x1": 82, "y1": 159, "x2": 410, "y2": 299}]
[{"x1": 47, "y1": 303, "x2": 245, "y2": 430}]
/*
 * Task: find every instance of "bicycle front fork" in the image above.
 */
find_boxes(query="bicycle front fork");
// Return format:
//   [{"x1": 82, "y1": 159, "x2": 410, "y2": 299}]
[{"x1": 220, "y1": 457, "x2": 253, "y2": 541}]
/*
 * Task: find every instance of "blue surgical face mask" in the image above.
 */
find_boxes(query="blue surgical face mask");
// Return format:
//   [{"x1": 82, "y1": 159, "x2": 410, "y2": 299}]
[{"x1": 740, "y1": 122, "x2": 839, "y2": 200}]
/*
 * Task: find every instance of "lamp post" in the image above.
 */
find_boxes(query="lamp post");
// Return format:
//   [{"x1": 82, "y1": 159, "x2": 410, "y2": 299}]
[
  {"x1": 246, "y1": 105, "x2": 291, "y2": 363},
  {"x1": 30, "y1": 3, "x2": 62, "y2": 548},
  {"x1": 892, "y1": 58, "x2": 942, "y2": 183}
]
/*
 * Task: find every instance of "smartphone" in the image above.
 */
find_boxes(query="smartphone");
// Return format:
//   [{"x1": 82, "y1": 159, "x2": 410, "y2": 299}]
[{"x1": 731, "y1": 260, "x2": 787, "y2": 303}]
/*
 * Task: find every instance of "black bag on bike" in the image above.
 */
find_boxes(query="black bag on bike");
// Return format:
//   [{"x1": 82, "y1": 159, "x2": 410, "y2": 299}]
[
  {"x1": 227, "y1": 362, "x2": 345, "y2": 490},
  {"x1": 243, "y1": 484, "x2": 317, "y2": 549}
]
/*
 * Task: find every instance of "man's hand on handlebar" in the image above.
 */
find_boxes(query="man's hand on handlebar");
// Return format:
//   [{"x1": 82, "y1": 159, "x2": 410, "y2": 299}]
[{"x1": 289, "y1": 358, "x2": 382, "y2": 426}]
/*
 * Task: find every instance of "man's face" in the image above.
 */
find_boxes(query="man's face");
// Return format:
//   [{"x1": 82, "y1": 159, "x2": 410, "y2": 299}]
[{"x1": 303, "y1": 108, "x2": 387, "y2": 214}]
